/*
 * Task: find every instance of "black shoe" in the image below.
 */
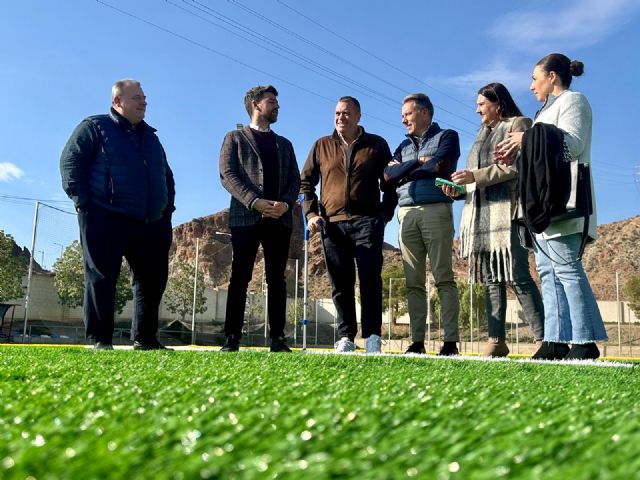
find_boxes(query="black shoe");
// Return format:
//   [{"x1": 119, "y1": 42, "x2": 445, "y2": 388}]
[
  {"x1": 270, "y1": 336, "x2": 292, "y2": 352},
  {"x1": 565, "y1": 343, "x2": 600, "y2": 360},
  {"x1": 438, "y1": 342, "x2": 459, "y2": 356},
  {"x1": 405, "y1": 341, "x2": 426, "y2": 354},
  {"x1": 531, "y1": 341, "x2": 570, "y2": 360},
  {"x1": 94, "y1": 341, "x2": 114, "y2": 350},
  {"x1": 133, "y1": 340, "x2": 171, "y2": 351},
  {"x1": 220, "y1": 336, "x2": 240, "y2": 352}
]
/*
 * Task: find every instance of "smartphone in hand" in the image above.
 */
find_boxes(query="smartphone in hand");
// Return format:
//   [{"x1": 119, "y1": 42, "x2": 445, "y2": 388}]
[{"x1": 435, "y1": 177, "x2": 465, "y2": 194}]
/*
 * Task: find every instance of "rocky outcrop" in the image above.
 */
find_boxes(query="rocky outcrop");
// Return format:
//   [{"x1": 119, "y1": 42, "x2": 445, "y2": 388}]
[
  {"x1": 171, "y1": 211, "x2": 640, "y2": 301},
  {"x1": 170, "y1": 205, "x2": 404, "y2": 298},
  {"x1": 582, "y1": 216, "x2": 640, "y2": 300}
]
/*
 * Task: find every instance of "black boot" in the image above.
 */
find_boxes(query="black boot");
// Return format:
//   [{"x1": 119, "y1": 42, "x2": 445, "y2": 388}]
[
  {"x1": 270, "y1": 336, "x2": 292, "y2": 353},
  {"x1": 220, "y1": 335, "x2": 240, "y2": 352},
  {"x1": 565, "y1": 343, "x2": 600, "y2": 360},
  {"x1": 438, "y1": 341, "x2": 459, "y2": 356},
  {"x1": 404, "y1": 341, "x2": 426, "y2": 354},
  {"x1": 531, "y1": 341, "x2": 570, "y2": 360}
]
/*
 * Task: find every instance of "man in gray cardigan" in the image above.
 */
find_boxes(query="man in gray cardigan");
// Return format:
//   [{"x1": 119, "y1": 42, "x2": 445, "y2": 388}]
[{"x1": 219, "y1": 85, "x2": 300, "y2": 352}]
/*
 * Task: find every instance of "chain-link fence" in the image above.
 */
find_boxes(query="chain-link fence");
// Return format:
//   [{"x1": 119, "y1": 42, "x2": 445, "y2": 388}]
[{"x1": 1, "y1": 201, "x2": 639, "y2": 356}]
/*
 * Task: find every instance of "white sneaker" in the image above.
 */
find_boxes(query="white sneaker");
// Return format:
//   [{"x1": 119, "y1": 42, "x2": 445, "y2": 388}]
[
  {"x1": 365, "y1": 334, "x2": 382, "y2": 354},
  {"x1": 334, "y1": 337, "x2": 356, "y2": 353}
]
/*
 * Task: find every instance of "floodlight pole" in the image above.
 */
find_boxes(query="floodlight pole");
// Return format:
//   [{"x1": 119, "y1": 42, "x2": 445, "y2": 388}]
[
  {"x1": 469, "y1": 279, "x2": 474, "y2": 353},
  {"x1": 53, "y1": 242, "x2": 65, "y2": 259},
  {"x1": 388, "y1": 278, "x2": 393, "y2": 351},
  {"x1": 191, "y1": 238, "x2": 200, "y2": 345},
  {"x1": 387, "y1": 277, "x2": 404, "y2": 352},
  {"x1": 294, "y1": 259, "x2": 298, "y2": 346},
  {"x1": 22, "y1": 201, "x2": 40, "y2": 343},
  {"x1": 427, "y1": 276, "x2": 431, "y2": 352},
  {"x1": 263, "y1": 268, "x2": 268, "y2": 345},
  {"x1": 616, "y1": 271, "x2": 621, "y2": 356},
  {"x1": 299, "y1": 194, "x2": 310, "y2": 351}
]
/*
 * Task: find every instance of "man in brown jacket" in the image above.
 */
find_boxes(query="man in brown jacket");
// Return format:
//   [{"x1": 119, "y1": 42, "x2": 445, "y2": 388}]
[
  {"x1": 219, "y1": 85, "x2": 300, "y2": 352},
  {"x1": 300, "y1": 96, "x2": 396, "y2": 353}
]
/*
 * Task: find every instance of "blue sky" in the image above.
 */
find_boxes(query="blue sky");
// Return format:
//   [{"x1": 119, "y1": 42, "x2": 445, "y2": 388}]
[{"x1": 1, "y1": 0, "x2": 639, "y2": 266}]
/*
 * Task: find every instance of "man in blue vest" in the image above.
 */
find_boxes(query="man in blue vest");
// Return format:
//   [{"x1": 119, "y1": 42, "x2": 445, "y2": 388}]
[
  {"x1": 384, "y1": 93, "x2": 461, "y2": 355},
  {"x1": 60, "y1": 79, "x2": 175, "y2": 350}
]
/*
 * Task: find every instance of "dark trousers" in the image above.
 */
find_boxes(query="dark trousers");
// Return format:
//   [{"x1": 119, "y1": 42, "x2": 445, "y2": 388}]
[
  {"x1": 225, "y1": 219, "x2": 292, "y2": 339},
  {"x1": 321, "y1": 216, "x2": 384, "y2": 341},
  {"x1": 482, "y1": 226, "x2": 545, "y2": 340},
  {"x1": 78, "y1": 206, "x2": 172, "y2": 344}
]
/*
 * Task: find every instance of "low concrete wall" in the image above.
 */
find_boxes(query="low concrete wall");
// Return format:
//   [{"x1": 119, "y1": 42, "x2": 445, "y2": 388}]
[{"x1": 5, "y1": 273, "x2": 639, "y2": 327}]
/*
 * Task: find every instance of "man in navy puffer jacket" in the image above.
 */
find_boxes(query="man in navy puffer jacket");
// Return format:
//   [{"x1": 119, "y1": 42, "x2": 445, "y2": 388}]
[
  {"x1": 60, "y1": 79, "x2": 175, "y2": 350},
  {"x1": 384, "y1": 93, "x2": 460, "y2": 356}
]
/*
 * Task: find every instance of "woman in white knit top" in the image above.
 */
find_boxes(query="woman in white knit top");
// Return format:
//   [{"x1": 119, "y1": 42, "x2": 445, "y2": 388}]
[{"x1": 497, "y1": 53, "x2": 607, "y2": 360}]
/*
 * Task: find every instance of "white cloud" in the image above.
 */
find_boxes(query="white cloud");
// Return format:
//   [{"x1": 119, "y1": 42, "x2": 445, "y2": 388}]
[
  {"x1": 0, "y1": 162, "x2": 24, "y2": 182},
  {"x1": 490, "y1": 0, "x2": 640, "y2": 51},
  {"x1": 433, "y1": 58, "x2": 531, "y2": 94},
  {"x1": 431, "y1": 0, "x2": 640, "y2": 101},
  {"x1": 446, "y1": 60, "x2": 531, "y2": 93}
]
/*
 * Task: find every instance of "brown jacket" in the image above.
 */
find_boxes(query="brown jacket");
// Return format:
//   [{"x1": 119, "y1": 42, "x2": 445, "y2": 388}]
[
  {"x1": 219, "y1": 127, "x2": 300, "y2": 228},
  {"x1": 300, "y1": 128, "x2": 396, "y2": 222}
]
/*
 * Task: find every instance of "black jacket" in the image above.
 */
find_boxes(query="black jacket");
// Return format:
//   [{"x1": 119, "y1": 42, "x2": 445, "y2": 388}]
[
  {"x1": 60, "y1": 108, "x2": 175, "y2": 222},
  {"x1": 517, "y1": 123, "x2": 569, "y2": 234}
]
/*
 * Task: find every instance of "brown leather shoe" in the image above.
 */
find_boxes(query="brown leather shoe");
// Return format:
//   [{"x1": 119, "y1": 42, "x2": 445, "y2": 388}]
[{"x1": 483, "y1": 338, "x2": 509, "y2": 357}]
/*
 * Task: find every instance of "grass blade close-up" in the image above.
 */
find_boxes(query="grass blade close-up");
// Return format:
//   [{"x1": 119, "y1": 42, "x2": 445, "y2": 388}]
[{"x1": 1, "y1": 346, "x2": 639, "y2": 479}]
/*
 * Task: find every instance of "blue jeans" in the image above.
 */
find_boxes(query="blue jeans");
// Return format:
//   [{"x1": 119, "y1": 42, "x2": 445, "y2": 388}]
[{"x1": 533, "y1": 233, "x2": 607, "y2": 344}]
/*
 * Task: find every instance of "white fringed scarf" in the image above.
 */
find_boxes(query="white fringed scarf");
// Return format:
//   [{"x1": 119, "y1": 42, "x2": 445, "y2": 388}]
[{"x1": 458, "y1": 119, "x2": 518, "y2": 283}]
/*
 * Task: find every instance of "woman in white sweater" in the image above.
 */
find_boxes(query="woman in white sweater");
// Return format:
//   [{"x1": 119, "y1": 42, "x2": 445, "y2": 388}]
[{"x1": 497, "y1": 53, "x2": 607, "y2": 360}]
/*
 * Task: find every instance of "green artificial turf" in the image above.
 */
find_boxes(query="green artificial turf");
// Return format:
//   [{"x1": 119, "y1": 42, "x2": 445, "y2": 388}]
[{"x1": 1, "y1": 347, "x2": 639, "y2": 479}]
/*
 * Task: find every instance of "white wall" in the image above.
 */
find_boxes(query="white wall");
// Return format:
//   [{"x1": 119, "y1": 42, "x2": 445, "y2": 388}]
[{"x1": 5, "y1": 273, "x2": 638, "y2": 326}]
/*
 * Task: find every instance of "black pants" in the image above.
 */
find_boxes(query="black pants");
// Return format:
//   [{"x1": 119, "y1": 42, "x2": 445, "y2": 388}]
[
  {"x1": 225, "y1": 219, "x2": 292, "y2": 339},
  {"x1": 321, "y1": 216, "x2": 384, "y2": 340},
  {"x1": 78, "y1": 206, "x2": 172, "y2": 344}
]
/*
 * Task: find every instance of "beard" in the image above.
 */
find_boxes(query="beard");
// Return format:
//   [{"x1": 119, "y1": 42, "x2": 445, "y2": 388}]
[{"x1": 260, "y1": 110, "x2": 278, "y2": 125}]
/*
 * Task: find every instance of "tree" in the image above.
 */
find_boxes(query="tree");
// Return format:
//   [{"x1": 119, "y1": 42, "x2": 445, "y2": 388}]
[
  {"x1": 164, "y1": 261, "x2": 208, "y2": 321},
  {"x1": 430, "y1": 281, "x2": 486, "y2": 331},
  {"x1": 53, "y1": 241, "x2": 84, "y2": 309},
  {"x1": 624, "y1": 276, "x2": 640, "y2": 317},
  {"x1": 459, "y1": 282, "x2": 487, "y2": 331},
  {"x1": 114, "y1": 262, "x2": 134, "y2": 315},
  {"x1": 53, "y1": 241, "x2": 133, "y2": 314},
  {"x1": 0, "y1": 230, "x2": 27, "y2": 301},
  {"x1": 287, "y1": 297, "x2": 304, "y2": 325},
  {"x1": 245, "y1": 292, "x2": 264, "y2": 323},
  {"x1": 381, "y1": 265, "x2": 408, "y2": 325}
]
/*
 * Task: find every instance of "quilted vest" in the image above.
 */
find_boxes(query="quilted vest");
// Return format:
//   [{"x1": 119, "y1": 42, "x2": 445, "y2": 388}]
[{"x1": 87, "y1": 114, "x2": 169, "y2": 222}]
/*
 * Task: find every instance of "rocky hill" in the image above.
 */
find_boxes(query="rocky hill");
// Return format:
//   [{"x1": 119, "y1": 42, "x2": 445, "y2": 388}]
[
  {"x1": 582, "y1": 216, "x2": 640, "y2": 299},
  {"x1": 171, "y1": 210, "x2": 640, "y2": 301},
  {"x1": 171, "y1": 205, "x2": 402, "y2": 299}
]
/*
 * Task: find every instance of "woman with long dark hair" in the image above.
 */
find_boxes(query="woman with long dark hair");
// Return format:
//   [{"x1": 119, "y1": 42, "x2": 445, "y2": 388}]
[
  {"x1": 442, "y1": 83, "x2": 544, "y2": 357},
  {"x1": 496, "y1": 53, "x2": 607, "y2": 360}
]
